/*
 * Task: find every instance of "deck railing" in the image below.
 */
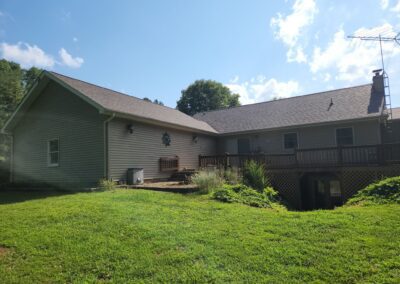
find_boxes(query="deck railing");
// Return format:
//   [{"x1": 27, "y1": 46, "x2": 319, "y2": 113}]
[{"x1": 199, "y1": 143, "x2": 400, "y2": 169}]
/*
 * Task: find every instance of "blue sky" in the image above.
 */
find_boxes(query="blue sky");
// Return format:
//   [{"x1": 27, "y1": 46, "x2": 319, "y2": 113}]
[{"x1": 1, "y1": 0, "x2": 400, "y2": 107}]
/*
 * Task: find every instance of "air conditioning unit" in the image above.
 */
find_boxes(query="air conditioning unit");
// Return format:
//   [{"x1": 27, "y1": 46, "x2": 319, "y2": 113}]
[{"x1": 127, "y1": 168, "x2": 144, "y2": 185}]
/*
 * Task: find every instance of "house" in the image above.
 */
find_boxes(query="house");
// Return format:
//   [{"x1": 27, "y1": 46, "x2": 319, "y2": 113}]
[
  {"x1": 2, "y1": 70, "x2": 400, "y2": 209},
  {"x1": 1, "y1": 71, "x2": 218, "y2": 188}
]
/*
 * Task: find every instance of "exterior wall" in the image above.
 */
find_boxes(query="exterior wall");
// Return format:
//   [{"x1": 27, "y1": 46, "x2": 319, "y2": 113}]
[
  {"x1": 382, "y1": 119, "x2": 400, "y2": 143},
  {"x1": 108, "y1": 118, "x2": 217, "y2": 181},
  {"x1": 13, "y1": 81, "x2": 105, "y2": 188},
  {"x1": 218, "y1": 119, "x2": 382, "y2": 154}
]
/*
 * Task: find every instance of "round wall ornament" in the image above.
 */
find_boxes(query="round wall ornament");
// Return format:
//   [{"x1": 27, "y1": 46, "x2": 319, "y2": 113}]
[{"x1": 162, "y1": 132, "x2": 171, "y2": 146}]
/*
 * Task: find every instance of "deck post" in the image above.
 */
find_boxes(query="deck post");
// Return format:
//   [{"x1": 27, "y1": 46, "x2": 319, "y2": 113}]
[
  {"x1": 338, "y1": 146, "x2": 343, "y2": 166},
  {"x1": 378, "y1": 144, "x2": 384, "y2": 165}
]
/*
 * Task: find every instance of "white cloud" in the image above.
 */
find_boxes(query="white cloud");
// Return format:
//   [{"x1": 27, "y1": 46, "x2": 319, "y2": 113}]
[
  {"x1": 270, "y1": 0, "x2": 317, "y2": 63},
  {"x1": 287, "y1": 46, "x2": 307, "y2": 63},
  {"x1": 381, "y1": 0, "x2": 390, "y2": 10},
  {"x1": 0, "y1": 42, "x2": 55, "y2": 68},
  {"x1": 59, "y1": 48, "x2": 84, "y2": 68},
  {"x1": 226, "y1": 76, "x2": 301, "y2": 105},
  {"x1": 73, "y1": 37, "x2": 78, "y2": 42},
  {"x1": 391, "y1": 0, "x2": 400, "y2": 13},
  {"x1": 310, "y1": 23, "x2": 400, "y2": 82}
]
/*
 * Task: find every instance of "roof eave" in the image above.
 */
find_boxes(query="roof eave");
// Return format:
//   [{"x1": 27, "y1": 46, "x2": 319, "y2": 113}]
[
  {"x1": 1, "y1": 71, "x2": 48, "y2": 133},
  {"x1": 217, "y1": 115, "x2": 383, "y2": 136},
  {"x1": 2, "y1": 71, "x2": 109, "y2": 133},
  {"x1": 102, "y1": 110, "x2": 219, "y2": 135}
]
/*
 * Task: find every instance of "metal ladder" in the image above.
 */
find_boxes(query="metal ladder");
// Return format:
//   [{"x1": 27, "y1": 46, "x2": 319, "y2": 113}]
[{"x1": 383, "y1": 71, "x2": 393, "y2": 132}]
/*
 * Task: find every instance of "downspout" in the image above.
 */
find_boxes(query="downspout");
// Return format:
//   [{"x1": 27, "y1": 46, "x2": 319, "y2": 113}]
[{"x1": 103, "y1": 113, "x2": 115, "y2": 179}]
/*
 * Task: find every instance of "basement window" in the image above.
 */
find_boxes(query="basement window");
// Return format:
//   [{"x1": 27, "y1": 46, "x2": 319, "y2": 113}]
[
  {"x1": 336, "y1": 127, "x2": 354, "y2": 146},
  {"x1": 47, "y1": 139, "x2": 59, "y2": 167}
]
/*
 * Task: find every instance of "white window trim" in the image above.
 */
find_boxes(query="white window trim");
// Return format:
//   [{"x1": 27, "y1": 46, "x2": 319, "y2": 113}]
[
  {"x1": 283, "y1": 132, "x2": 299, "y2": 150},
  {"x1": 47, "y1": 138, "x2": 60, "y2": 167},
  {"x1": 335, "y1": 127, "x2": 354, "y2": 147}
]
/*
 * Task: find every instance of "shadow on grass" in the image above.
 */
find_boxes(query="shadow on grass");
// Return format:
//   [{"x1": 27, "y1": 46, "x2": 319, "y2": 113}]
[{"x1": 0, "y1": 189, "x2": 77, "y2": 205}]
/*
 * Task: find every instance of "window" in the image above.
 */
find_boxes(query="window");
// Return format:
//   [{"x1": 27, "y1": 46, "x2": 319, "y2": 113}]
[
  {"x1": 48, "y1": 139, "x2": 59, "y2": 166},
  {"x1": 336, "y1": 127, "x2": 353, "y2": 146},
  {"x1": 284, "y1": 133, "x2": 298, "y2": 150},
  {"x1": 329, "y1": 180, "x2": 341, "y2": 197},
  {"x1": 237, "y1": 138, "x2": 250, "y2": 154}
]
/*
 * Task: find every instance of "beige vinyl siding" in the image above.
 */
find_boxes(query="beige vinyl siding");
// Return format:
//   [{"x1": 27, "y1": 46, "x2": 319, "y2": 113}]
[
  {"x1": 13, "y1": 81, "x2": 105, "y2": 187},
  {"x1": 108, "y1": 118, "x2": 217, "y2": 181},
  {"x1": 219, "y1": 120, "x2": 381, "y2": 154}
]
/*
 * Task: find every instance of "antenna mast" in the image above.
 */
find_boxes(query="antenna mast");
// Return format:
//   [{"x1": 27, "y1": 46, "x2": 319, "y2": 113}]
[{"x1": 347, "y1": 30, "x2": 400, "y2": 125}]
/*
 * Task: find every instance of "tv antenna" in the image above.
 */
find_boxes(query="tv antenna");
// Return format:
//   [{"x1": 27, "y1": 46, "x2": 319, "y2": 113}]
[
  {"x1": 347, "y1": 29, "x2": 400, "y2": 71},
  {"x1": 347, "y1": 28, "x2": 400, "y2": 124}
]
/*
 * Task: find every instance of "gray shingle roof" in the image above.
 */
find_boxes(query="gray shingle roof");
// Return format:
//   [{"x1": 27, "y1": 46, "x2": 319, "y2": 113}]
[
  {"x1": 194, "y1": 84, "x2": 384, "y2": 134},
  {"x1": 49, "y1": 72, "x2": 217, "y2": 134}
]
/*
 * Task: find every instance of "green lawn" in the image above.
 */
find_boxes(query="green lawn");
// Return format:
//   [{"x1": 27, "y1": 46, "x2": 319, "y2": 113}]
[{"x1": 0, "y1": 189, "x2": 399, "y2": 283}]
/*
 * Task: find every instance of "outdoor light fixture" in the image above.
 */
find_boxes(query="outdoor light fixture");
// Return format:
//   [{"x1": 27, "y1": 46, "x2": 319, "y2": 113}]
[
  {"x1": 192, "y1": 135, "x2": 198, "y2": 143},
  {"x1": 127, "y1": 124, "x2": 134, "y2": 134}
]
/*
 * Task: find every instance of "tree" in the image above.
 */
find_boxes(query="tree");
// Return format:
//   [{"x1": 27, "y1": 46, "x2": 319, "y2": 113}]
[
  {"x1": 23, "y1": 66, "x2": 42, "y2": 91},
  {"x1": 0, "y1": 59, "x2": 41, "y2": 180},
  {"x1": 143, "y1": 97, "x2": 164, "y2": 106},
  {"x1": 176, "y1": 80, "x2": 240, "y2": 116}
]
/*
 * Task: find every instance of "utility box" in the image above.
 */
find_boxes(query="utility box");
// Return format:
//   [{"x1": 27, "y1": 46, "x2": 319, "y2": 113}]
[{"x1": 127, "y1": 168, "x2": 144, "y2": 185}]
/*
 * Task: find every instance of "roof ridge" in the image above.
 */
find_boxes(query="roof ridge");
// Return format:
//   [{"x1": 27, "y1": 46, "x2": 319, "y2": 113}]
[
  {"x1": 47, "y1": 71, "x2": 217, "y2": 133},
  {"x1": 48, "y1": 71, "x2": 183, "y2": 113},
  {"x1": 195, "y1": 83, "x2": 372, "y2": 116}
]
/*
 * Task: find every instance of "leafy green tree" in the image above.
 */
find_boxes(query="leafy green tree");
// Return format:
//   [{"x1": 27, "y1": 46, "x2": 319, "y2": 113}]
[
  {"x1": 143, "y1": 97, "x2": 164, "y2": 106},
  {"x1": 0, "y1": 60, "x2": 24, "y2": 128},
  {"x1": 177, "y1": 80, "x2": 240, "y2": 116},
  {"x1": 153, "y1": 99, "x2": 164, "y2": 106},
  {"x1": 0, "y1": 60, "x2": 41, "y2": 180},
  {"x1": 23, "y1": 67, "x2": 42, "y2": 91}
]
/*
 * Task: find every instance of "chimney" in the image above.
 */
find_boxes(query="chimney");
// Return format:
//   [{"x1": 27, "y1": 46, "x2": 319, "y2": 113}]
[{"x1": 372, "y1": 69, "x2": 384, "y2": 94}]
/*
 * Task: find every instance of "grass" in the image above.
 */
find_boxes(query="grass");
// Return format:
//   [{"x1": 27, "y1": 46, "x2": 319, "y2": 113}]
[{"x1": 0, "y1": 189, "x2": 399, "y2": 283}]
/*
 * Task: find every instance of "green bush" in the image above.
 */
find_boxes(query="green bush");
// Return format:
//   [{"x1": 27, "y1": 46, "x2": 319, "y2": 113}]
[
  {"x1": 191, "y1": 170, "x2": 224, "y2": 193},
  {"x1": 97, "y1": 178, "x2": 117, "y2": 191},
  {"x1": 242, "y1": 160, "x2": 269, "y2": 192},
  {"x1": 222, "y1": 167, "x2": 241, "y2": 185},
  {"x1": 347, "y1": 176, "x2": 400, "y2": 205},
  {"x1": 212, "y1": 184, "x2": 281, "y2": 208}
]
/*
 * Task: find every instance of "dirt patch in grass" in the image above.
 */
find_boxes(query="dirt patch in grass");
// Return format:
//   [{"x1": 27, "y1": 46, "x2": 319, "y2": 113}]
[{"x1": 0, "y1": 245, "x2": 12, "y2": 257}]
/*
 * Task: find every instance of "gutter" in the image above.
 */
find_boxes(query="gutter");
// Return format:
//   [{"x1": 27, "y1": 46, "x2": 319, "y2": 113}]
[
  {"x1": 103, "y1": 113, "x2": 115, "y2": 179},
  {"x1": 102, "y1": 110, "x2": 218, "y2": 136},
  {"x1": 217, "y1": 116, "x2": 383, "y2": 137}
]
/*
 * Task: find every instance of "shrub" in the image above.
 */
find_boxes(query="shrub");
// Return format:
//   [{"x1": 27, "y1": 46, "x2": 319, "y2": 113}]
[
  {"x1": 191, "y1": 170, "x2": 224, "y2": 193},
  {"x1": 242, "y1": 160, "x2": 269, "y2": 192},
  {"x1": 346, "y1": 176, "x2": 400, "y2": 205},
  {"x1": 222, "y1": 167, "x2": 241, "y2": 185},
  {"x1": 212, "y1": 184, "x2": 281, "y2": 208},
  {"x1": 97, "y1": 178, "x2": 117, "y2": 191}
]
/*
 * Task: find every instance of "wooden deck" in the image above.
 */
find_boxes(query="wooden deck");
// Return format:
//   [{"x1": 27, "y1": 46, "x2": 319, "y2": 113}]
[
  {"x1": 199, "y1": 143, "x2": 400, "y2": 170},
  {"x1": 127, "y1": 181, "x2": 199, "y2": 193}
]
